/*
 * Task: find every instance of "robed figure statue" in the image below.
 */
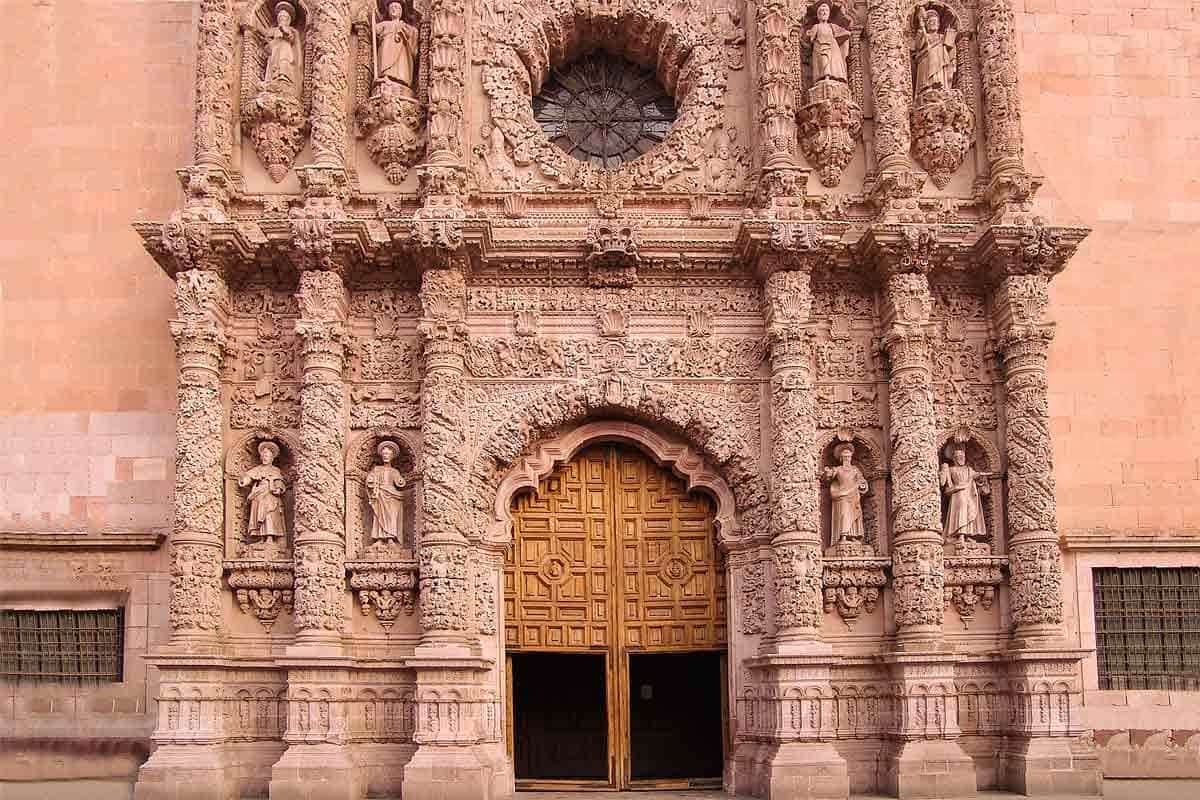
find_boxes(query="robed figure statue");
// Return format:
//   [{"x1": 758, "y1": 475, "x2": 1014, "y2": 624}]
[
  {"x1": 240, "y1": 440, "x2": 288, "y2": 542},
  {"x1": 804, "y1": 2, "x2": 850, "y2": 85},
  {"x1": 823, "y1": 442, "x2": 869, "y2": 549},
  {"x1": 367, "y1": 440, "x2": 406, "y2": 543},
  {"x1": 263, "y1": 1, "x2": 302, "y2": 95},
  {"x1": 374, "y1": 1, "x2": 419, "y2": 96},
  {"x1": 940, "y1": 445, "x2": 992, "y2": 546},
  {"x1": 915, "y1": 7, "x2": 957, "y2": 95}
]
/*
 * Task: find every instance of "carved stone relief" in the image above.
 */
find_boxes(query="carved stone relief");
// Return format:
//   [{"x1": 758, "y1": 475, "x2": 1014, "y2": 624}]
[
  {"x1": 795, "y1": 1, "x2": 863, "y2": 187},
  {"x1": 240, "y1": 0, "x2": 312, "y2": 181},
  {"x1": 353, "y1": 0, "x2": 425, "y2": 183},
  {"x1": 907, "y1": 1, "x2": 976, "y2": 187}
]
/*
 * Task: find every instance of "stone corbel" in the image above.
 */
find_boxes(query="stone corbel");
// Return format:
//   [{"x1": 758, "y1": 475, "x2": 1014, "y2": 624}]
[
  {"x1": 225, "y1": 560, "x2": 295, "y2": 630},
  {"x1": 822, "y1": 557, "x2": 889, "y2": 628},
  {"x1": 943, "y1": 555, "x2": 1006, "y2": 627},
  {"x1": 585, "y1": 221, "x2": 641, "y2": 287},
  {"x1": 347, "y1": 559, "x2": 419, "y2": 630}
]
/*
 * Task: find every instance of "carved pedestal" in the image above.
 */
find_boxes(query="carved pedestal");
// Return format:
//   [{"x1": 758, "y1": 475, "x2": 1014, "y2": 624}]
[
  {"x1": 798, "y1": 80, "x2": 862, "y2": 188},
  {"x1": 227, "y1": 560, "x2": 295, "y2": 631},
  {"x1": 347, "y1": 557, "x2": 418, "y2": 630},
  {"x1": 882, "y1": 654, "x2": 976, "y2": 799},
  {"x1": 822, "y1": 556, "x2": 888, "y2": 628},
  {"x1": 356, "y1": 88, "x2": 423, "y2": 184},
  {"x1": 911, "y1": 86, "x2": 975, "y2": 188},
  {"x1": 243, "y1": 88, "x2": 306, "y2": 183},
  {"x1": 269, "y1": 664, "x2": 361, "y2": 800}
]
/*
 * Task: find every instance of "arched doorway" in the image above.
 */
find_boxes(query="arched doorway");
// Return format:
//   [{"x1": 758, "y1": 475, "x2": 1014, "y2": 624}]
[{"x1": 504, "y1": 442, "x2": 728, "y2": 789}]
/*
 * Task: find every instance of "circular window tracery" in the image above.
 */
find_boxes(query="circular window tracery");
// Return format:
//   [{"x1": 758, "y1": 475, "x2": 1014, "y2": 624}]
[{"x1": 532, "y1": 52, "x2": 677, "y2": 170}]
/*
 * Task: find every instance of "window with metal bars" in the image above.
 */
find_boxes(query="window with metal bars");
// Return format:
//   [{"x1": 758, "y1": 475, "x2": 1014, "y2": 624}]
[
  {"x1": 1093, "y1": 567, "x2": 1200, "y2": 691},
  {"x1": 0, "y1": 609, "x2": 124, "y2": 684}
]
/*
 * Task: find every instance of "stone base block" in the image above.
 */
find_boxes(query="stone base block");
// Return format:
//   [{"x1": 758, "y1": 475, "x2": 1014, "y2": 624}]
[
  {"x1": 753, "y1": 741, "x2": 850, "y2": 800},
  {"x1": 1005, "y1": 737, "x2": 1103, "y2": 797},
  {"x1": 133, "y1": 745, "x2": 237, "y2": 800},
  {"x1": 268, "y1": 743, "x2": 361, "y2": 800},
  {"x1": 402, "y1": 744, "x2": 507, "y2": 800},
  {"x1": 882, "y1": 738, "x2": 976, "y2": 799}
]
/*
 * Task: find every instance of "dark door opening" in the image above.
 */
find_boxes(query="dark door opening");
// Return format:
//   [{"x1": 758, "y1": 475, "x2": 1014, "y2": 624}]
[
  {"x1": 628, "y1": 651, "x2": 724, "y2": 782},
  {"x1": 511, "y1": 652, "x2": 608, "y2": 783}
]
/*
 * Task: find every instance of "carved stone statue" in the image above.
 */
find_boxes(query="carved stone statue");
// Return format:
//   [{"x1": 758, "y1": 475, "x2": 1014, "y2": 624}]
[
  {"x1": 823, "y1": 442, "x2": 868, "y2": 549},
  {"x1": 263, "y1": 2, "x2": 302, "y2": 95},
  {"x1": 239, "y1": 440, "x2": 287, "y2": 542},
  {"x1": 915, "y1": 8, "x2": 957, "y2": 95},
  {"x1": 374, "y1": 1, "x2": 419, "y2": 97},
  {"x1": 366, "y1": 440, "x2": 406, "y2": 543},
  {"x1": 804, "y1": 2, "x2": 850, "y2": 85},
  {"x1": 940, "y1": 444, "x2": 992, "y2": 548}
]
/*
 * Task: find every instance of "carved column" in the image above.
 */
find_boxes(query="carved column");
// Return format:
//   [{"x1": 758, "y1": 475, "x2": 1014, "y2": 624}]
[
  {"x1": 307, "y1": 0, "x2": 351, "y2": 168},
  {"x1": 193, "y1": 0, "x2": 235, "y2": 169},
  {"x1": 402, "y1": 264, "x2": 501, "y2": 800},
  {"x1": 977, "y1": 0, "x2": 1025, "y2": 195},
  {"x1": 753, "y1": 0, "x2": 806, "y2": 208},
  {"x1": 866, "y1": 227, "x2": 976, "y2": 799},
  {"x1": 865, "y1": 0, "x2": 912, "y2": 175},
  {"x1": 132, "y1": 269, "x2": 232, "y2": 800},
  {"x1": 167, "y1": 269, "x2": 230, "y2": 647},
  {"x1": 764, "y1": 269, "x2": 824, "y2": 651},
  {"x1": 290, "y1": 270, "x2": 350, "y2": 645},
  {"x1": 982, "y1": 226, "x2": 1101, "y2": 797},
  {"x1": 740, "y1": 257, "x2": 848, "y2": 800},
  {"x1": 425, "y1": 0, "x2": 466, "y2": 162}
]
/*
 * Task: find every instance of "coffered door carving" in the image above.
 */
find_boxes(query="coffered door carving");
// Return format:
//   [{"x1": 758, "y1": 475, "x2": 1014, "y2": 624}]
[{"x1": 505, "y1": 442, "x2": 726, "y2": 789}]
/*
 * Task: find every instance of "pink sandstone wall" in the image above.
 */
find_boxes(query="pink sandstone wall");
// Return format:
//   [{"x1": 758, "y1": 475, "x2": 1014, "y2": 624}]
[
  {"x1": 0, "y1": 0, "x2": 191, "y2": 779},
  {"x1": 1020, "y1": 0, "x2": 1200, "y2": 776}
]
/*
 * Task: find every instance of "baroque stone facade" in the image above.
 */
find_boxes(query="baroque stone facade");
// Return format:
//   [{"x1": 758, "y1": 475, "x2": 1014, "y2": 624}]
[{"x1": 115, "y1": 0, "x2": 1105, "y2": 798}]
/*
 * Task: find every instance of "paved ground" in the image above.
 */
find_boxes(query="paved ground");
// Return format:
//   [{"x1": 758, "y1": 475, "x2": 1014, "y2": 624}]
[{"x1": 3, "y1": 779, "x2": 1199, "y2": 800}]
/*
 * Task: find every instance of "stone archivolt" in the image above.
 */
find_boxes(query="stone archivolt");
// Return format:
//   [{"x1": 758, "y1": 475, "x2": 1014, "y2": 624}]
[{"x1": 132, "y1": 0, "x2": 1103, "y2": 796}]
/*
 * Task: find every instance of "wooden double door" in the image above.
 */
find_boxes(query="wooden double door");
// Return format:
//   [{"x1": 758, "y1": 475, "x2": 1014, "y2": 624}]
[{"x1": 503, "y1": 443, "x2": 728, "y2": 789}]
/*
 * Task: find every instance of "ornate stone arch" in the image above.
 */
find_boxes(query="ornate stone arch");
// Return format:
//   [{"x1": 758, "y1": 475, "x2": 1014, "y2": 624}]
[
  {"x1": 344, "y1": 427, "x2": 420, "y2": 558},
  {"x1": 466, "y1": 377, "x2": 768, "y2": 551},
  {"x1": 475, "y1": 0, "x2": 729, "y2": 191},
  {"x1": 491, "y1": 420, "x2": 739, "y2": 548},
  {"x1": 223, "y1": 428, "x2": 301, "y2": 557}
]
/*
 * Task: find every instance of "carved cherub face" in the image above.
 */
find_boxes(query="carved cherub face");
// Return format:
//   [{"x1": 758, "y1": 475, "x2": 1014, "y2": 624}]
[
  {"x1": 952, "y1": 447, "x2": 966, "y2": 466},
  {"x1": 924, "y1": 10, "x2": 940, "y2": 32},
  {"x1": 388, "y1": 1, "x2": 403, "y2": 20},
  {"x1": 816, "y1": 2, "x2": 831, "y2": 22}
]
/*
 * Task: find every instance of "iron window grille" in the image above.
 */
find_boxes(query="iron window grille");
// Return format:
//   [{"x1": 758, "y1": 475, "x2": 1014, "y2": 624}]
[
  {"x1": 532, "y1": 52, "x2": 677, "y2": 170},
  {"x1": 1093, "y1": 567, "x2": 1200, "y2": 691},
  {"x1": 0, "y1": 608, "x2": 124, "y2": 684}
]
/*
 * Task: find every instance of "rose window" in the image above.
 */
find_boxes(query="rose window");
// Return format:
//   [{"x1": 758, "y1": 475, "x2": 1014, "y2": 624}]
[{"x1": 532, "y1": 52, "x2": 677, "y2": 169}]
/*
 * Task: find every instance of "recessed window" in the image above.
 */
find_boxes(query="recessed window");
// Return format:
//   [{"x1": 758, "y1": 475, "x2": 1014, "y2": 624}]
[
  {"x1": 0, "y1": 609, "x2": 124, "y2": 684},
  {"x1": 532, "y1": 52, "x2": 677, "y2": 169},
  {"x1": 1093, "y1": 567, "x2": 1200, "y2": 691}
]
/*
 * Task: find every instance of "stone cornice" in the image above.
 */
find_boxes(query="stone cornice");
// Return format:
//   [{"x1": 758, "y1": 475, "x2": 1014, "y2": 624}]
[{"x1": 0, "y1": 529, "x2": 166, "y2": 550}]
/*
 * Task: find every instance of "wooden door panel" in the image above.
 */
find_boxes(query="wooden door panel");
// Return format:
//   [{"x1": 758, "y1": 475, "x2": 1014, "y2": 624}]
[{"x1": 505, "y1": 442, "x2": 727, "y2": 788}]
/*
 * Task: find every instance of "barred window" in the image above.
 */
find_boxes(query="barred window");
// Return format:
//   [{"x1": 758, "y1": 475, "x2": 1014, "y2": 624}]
[
  {"x1": 0, "y1": 609, "x2": 124, "y2": 684},
  {"x1": 1093, "y1": 567, "x2": 1200, "y2": 691}
]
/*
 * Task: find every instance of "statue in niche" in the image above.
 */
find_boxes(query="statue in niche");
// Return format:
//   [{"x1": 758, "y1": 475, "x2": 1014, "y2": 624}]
[
  {"x1": 366, "y1": 441, "x2": 406, "y2": 544},
  {"x1": 262, "y1": 1, "x2": 302, "y2": 95},
  {"x1": 373, "y1": 1, "x2": 419, "y2": 98},
  {"x1": 939, "y1": 444, "x2": 993, "y2": 551},
  {"x1": 478, "y1": 122, "x2": 517, "y2": 187},
  {"x1": 803, "y1": 2, "x2": 850, "y2": 85},
  {"x1": 915, "y1": 7, "x2": 957, "y2": 96},
  {"x1": 823, "y1": 443, "x2": 868, "y2": 550},
  {"x1": 240, "y1": 440, "x2": 288, "y2": 544}
]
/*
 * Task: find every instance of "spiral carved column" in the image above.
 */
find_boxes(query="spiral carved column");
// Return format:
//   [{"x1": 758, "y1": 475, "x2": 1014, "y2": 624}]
[
  {"x1": 977, "y1": 0, "x2": 1026, "y2": 198},
  {"x1": 193, "y1": 0, "x2": 235, "y2": 169},
  {"x1": 307, "y1": 0, "x2": 351, "y2": 168},
  {"x1": 865, "y1": 0, "x2": 913, "y2": 175}
]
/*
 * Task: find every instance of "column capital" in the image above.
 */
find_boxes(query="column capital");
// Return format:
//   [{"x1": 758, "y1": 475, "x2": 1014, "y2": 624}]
[{"x1": 976, "y1": 223, "x2": 1089, "y2": 282}]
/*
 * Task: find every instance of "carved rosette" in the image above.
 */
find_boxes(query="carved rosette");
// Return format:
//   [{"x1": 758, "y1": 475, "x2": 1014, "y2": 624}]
[
  {"x1": 243, "y1": 89, "x2": 306, "y2": 182},
  {"x1": 911, "y1": 85, "x2": 975, "y2": 188},
  {"x1": 292, "y1": 270, "x2": 350, "y2": 637},
  {"x1": 226, "y1": 560, "x2": 295, "y2": 630},
  {"x1": 822, "y1": 557, "x2": 888, "y2": 628},
  {"x1": 347, "y1": 560, "x2": 418, "y2": 630},
  {"x1": 798, "y1": 80, "x2": 863, "y2": 188},
  {"x1": 356, "y1": 89, "x2": 424, "y2": 184},
  {"x1": 168, "y1": 270, "x2": 230, "y2": 639}
]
